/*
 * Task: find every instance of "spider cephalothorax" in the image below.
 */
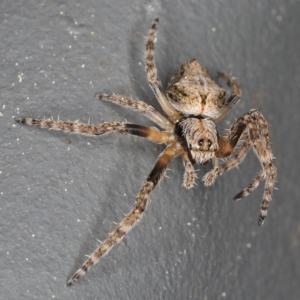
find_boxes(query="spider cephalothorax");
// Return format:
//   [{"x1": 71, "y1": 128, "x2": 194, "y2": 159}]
[{"x1": 17, "y1": 18, "x2": 276, "y2": 286}]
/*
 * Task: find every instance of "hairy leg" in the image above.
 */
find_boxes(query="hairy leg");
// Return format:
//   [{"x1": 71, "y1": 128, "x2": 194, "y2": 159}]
[
  {"x1": 203, "y1": 120, "x2": 250, "y2": 186},
  {"x1": 16, "y1": 118, "x2": 174, "y2": 144},
  {"x1": 97, "y1": 93, "x2": 172, "y2": 130},
  {"x1": 67, "y1": 142, "x2": 183, "y2": 285},
  {"x1": 204, "y1": 110, "x2": 276, "y2": 226},
  {"x1": 182, "y1": 152, "x2": 197, "y2": 189},
  {"x1": 244, "y1": 110, "x2": 276, "y2": 225},
  {"x1": 213, "y1": 72, "x2": 242, "y2": 123},
  {"x1": 203, "y1": 136, "x2": 251, "y2": 186},
  {"x1": 146, "y1": 18, "x2": 182, "y2": 123},
  {"x1": 233, "y1": 169, "x2": 266, "y2": 200}
]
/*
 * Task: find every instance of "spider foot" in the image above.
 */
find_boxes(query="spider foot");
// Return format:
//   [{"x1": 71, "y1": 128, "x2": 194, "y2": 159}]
[
  {"x1": 233, "y1": 191, "x2": 244, "y2": 201},
  {"x1": 67, "y1": 266, "x2": 88, "y2": 286},
  {"x1": 202, "y1": 168, "x2": 219, "y2": 187},
  {"x1": 182, "y1": 159, "x2": 197, "y2": 189},
  {"x1": 258, "y1": 199, "x2": 269, "y2": 226},
  {"x1": 233, "y1": 170, "x2": 266, "y2": 201},
  {"x1": 182, "y1": 176, "x2": 196, "y2": 189}
]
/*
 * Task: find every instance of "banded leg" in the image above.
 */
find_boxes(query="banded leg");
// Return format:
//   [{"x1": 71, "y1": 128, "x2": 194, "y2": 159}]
[
  {"x1": 203, "y1": 121, "x2": 250, "y2": 186},
  {"x1": 213, "y1": 72, "x2": 242, "y2": 123},
  {"x1": 244, "y1": 110, "x2": 276, "y2": 225},
  {"x1": 16, "y1": 118, "x2": 173, "y2": 144},
  {"x1": 203, "y1": 136, "x2": 251, "y2": 186},
  {"x1": 204, "y1": 110, "x2": 276, "y2": 226},
  {"x1": 97, "y1": 93, "x2": 172, "y2": 130},
  {"x1": 259, "y1": 165, "x2": 276, "y2": 225},
  {"x1": 146, "y1": 18, "x2": 182, "y2": 123},
  {"x1": 67, "y1": 142, "x2": 183, "y2": 286},
  {"x1": 249, "y1": 109, "x2": 272, "y2": 153},
  {"x1": 182, "y1": 152, "x2": 197, "y2": 189},
  {"x1": 233, "y1": 169, "x2": 266, "y2": 200}
]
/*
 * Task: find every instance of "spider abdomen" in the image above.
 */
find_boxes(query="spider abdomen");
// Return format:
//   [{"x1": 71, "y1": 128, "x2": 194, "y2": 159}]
[{"x1": 167, "y1": 59, "x2": 227, "y2": 118}]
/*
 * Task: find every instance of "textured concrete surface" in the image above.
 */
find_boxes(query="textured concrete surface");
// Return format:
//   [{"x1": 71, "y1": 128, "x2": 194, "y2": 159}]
[{"x1": 0, "y1": 0, "x2": 299, "y2": 299}]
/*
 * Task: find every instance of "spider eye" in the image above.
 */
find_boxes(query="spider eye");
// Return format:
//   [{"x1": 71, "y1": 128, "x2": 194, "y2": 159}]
[
  {"x1": 198, "y1": 139, "x2": 213, "y2": 150},
  {"x1": 219, "y1": 90, "x2": 226, "y2": 99}
]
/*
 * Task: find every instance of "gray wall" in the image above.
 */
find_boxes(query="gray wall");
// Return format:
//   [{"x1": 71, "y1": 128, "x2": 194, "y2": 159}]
[{"x1": 0, "y1": 0, "x2": 299, "y2": 299}]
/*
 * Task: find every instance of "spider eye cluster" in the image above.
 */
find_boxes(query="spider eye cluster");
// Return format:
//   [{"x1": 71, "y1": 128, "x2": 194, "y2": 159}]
[
  {"x1": 198, "y1": 138, "x2": 213, "y2": 151},
  {"x1": 218, "y1": 90, "x2": 226, "y2": 99}
]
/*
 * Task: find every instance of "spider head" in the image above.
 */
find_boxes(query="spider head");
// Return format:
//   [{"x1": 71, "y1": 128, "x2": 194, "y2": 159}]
[
  {"x1": 166, "y1": 59, "x2": 226, "y2": 118},
  {"x1": 175, "y1": 117, "x2": 218, "y2": 164}
]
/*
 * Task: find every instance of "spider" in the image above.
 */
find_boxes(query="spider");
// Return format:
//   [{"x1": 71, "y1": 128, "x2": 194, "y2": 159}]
[{"x1": 16, "y1": 18, "x2": 276, "y2": 286}]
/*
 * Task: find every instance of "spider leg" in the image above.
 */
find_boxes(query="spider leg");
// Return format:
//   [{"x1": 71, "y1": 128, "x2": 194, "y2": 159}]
[
  {"x1": 182, "y1": 152, "x2": 197, "y2": 189},
  {"x1": 203, "y1": 133, "x2": 251, "y2": 186},
  {"x1": 97, "y1": 93, "x2": 172, "y2": 130},
  {"x1": 16, "y1": 118, "x2": 174, "y2": 144},
  {"x1": 203, "y1": 110, "x2": 276, "y2": 225},
  {"x1": 245, "y1": 110, "x2": 276, "y2": 225},
  {"x1": 146, "y1": 18, "x2": 182, "y2": 123},
  {"x1": 67, "y1": 141, "x2": 183, "y2": 286},
  {"x1": 233, "y1": 169, "x2": 266, "y2": 200},
  {"x1": 213, "y1": 72, "x2": 242, "y2": 123},
  {"x1": 124, "y1": 124, "x2": 174, "y2": 144},
  {"x1": 212, "y1": 155, "x2": 219, "y2": 168}
]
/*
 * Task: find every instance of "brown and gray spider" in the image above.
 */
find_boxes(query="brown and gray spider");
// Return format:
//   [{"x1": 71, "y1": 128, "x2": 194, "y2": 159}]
[{"x1": 17, "y1": 18, "x2": 276, "y2": 286}]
